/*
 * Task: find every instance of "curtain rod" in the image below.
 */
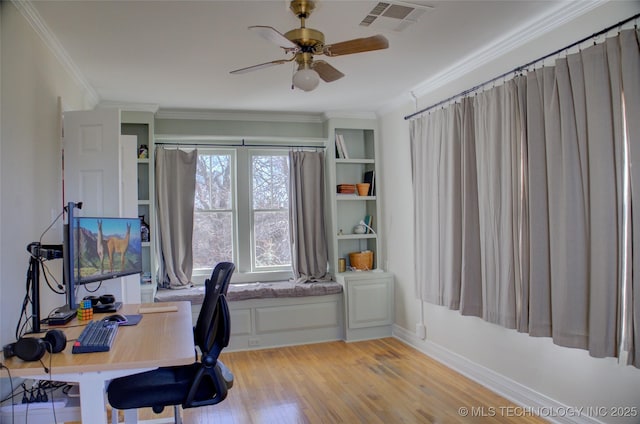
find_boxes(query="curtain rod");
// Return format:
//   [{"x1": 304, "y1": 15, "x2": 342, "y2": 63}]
[
  {"x1": 155, "y1": 139, "x2": 326, "y2": 149},
  {"x1": 404, "y1": 12, "x2": 640, "y2": 121}
]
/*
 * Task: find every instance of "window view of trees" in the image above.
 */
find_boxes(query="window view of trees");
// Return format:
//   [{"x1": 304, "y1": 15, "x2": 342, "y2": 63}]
[
  {"x1": 193, "y1": 151, "x2": 234, "y2": 270},
  {"x1": 192, "y1": 149, "x2": 291, "y2": 273},
  {"x1": 252, "y1": 154, "x2": 290, "y2": 268}
]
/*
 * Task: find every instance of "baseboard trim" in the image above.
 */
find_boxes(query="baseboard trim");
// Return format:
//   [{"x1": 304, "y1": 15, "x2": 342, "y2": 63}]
[{"x1": 392, "y1": 325, "x2": 605, "y2": 424}]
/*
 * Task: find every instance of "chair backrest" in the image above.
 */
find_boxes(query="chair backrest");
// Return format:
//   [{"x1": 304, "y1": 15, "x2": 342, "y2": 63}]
[
  {"x1": 194, "y1": 262, "x2": 235, "y2": 358},
  {"x1": 209, "y1": 261, "x2": 234, "y2": 296},
  {"x1": 184, "y1": 293, "x2": 232, "y2": 408}
]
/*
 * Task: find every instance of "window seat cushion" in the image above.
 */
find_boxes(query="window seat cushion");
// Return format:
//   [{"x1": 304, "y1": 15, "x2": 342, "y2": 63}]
[{"x1": 154, "y1": 281, "x2": 342, "y2": 305}]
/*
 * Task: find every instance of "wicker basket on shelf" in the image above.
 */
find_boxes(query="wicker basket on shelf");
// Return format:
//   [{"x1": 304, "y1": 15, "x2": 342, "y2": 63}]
[{"x1": 349, "y1": 251, "x2": 374, "y2": 271}]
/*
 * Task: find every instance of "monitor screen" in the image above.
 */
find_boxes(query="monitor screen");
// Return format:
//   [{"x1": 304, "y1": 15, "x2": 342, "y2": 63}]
[{"x1": 74, "y1": 217, "x2": 142, "y2": 285}]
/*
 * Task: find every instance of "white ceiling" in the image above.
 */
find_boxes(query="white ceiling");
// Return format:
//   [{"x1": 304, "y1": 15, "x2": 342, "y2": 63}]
[{"x1": 25, "y1": 0, "x2": 610, "y2": 115}]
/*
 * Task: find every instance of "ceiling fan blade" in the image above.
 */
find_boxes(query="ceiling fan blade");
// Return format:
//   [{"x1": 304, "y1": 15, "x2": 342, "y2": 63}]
[
  {"x1": 323, "y1": 35, "x2": 389, "y2": 57},
  {"x1": 312, "y1": 60, "x2": 344, "y2": 82},
  {"x1": 249, "y1": 25, "x2": 298, "y2": 50},
  {"x1": 230, "y1": 59, "x2": 290, "y2": 75}
]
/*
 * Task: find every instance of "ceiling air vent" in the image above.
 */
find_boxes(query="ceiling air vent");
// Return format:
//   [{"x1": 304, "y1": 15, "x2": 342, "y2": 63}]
[{"x1": 360, "y1": 1, "x2": 432, "y2": 32}]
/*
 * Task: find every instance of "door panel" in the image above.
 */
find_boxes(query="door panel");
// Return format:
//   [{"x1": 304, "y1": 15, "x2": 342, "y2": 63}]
[{"x1": 63, "y1": 109, "x2": 121, "y2": 216}]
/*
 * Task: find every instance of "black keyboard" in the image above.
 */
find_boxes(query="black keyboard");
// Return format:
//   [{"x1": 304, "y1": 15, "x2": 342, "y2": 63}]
[{"x1": 72, "y1": 320, "x2": 119, "y2": 354}]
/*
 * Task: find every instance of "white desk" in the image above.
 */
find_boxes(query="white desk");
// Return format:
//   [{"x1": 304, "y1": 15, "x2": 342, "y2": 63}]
[{"x1": 1, "y1": 301, "x2": 194, "y2": 424}]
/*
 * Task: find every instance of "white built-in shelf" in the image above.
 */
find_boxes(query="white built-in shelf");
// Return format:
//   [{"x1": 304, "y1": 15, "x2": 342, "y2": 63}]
[
  {"x1": 337, "y1": 195, "x2": 376, "y2": 201},
  {"x1": 336, "y1": 159, "x2": 375, "y2": 164},
  {"x1": 338, "y1": 234, "x2": 376, "y2": 240}
]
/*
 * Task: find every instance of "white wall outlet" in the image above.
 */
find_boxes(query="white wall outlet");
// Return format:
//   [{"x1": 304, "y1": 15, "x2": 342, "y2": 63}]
[
  {"x1": 248, "y1": 337, "x2": 260, "y2": 347},
  {"x1": 416, "y1": 323, "x2": 427, "y2": 339}
]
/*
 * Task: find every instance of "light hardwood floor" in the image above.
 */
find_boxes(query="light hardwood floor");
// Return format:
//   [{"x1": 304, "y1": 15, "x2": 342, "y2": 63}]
[{"x1": 134, "y1": 337, "x2": 547, "y2": 424}]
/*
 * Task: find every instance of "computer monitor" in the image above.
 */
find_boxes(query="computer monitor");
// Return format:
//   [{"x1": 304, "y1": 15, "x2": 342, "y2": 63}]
[{"x1": 62, "y1": 202, "x2": 142, "y2": 311}]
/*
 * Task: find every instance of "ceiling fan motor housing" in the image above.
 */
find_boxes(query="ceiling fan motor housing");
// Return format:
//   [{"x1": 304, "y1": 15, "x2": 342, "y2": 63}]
[{"x1": 285, "y1": 27, "x2": 325, "y2": 51}]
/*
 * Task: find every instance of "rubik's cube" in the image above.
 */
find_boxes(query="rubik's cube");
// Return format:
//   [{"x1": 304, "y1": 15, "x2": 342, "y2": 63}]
[{"x1": 77, "y1": 299, "x2": 94, "y2": 321}]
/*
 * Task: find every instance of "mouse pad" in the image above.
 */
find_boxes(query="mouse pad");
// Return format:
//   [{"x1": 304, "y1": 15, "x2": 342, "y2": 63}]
[{"x1": 121, "y1": 314, "x2": 142, "y2": 326}]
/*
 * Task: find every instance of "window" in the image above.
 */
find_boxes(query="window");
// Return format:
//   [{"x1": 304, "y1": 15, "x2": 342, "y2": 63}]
[
  {"x1": 251, "y1": 153, "x2": 290, "y2": 269},
  {"x1": 192, "y1": 149, "x2": 236, "y2": 270},
  {"x1": 192, "y1": 148, "x2": 291, "y2": 279}
]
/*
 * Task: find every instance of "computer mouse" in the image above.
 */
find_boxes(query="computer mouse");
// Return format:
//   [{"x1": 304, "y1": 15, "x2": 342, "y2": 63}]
[{"x1": 103, "y1": 314, "x2": 128, "y2": 324}]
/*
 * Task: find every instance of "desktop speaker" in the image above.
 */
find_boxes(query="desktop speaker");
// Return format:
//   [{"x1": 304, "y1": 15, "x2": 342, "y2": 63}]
[{"x1": 2, "y1": 329, "x2": 67, "y2": 362}]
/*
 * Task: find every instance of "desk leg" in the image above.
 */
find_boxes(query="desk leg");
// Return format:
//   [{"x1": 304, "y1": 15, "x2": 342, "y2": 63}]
[
  {"x1": 77, "y1": 374, "x2": 109, "y2": 424},
  {"x1": 123, "y1": 408, "x2": 139, "y2": 424}
]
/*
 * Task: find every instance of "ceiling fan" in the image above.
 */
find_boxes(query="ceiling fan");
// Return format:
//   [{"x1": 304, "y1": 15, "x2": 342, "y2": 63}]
[{"x1": 230, "y1": 0, "x2": 389, "y2": 92}]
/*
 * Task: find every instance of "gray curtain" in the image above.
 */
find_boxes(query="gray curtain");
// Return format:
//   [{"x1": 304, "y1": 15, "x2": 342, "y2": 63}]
[
  {"x1": 155, "y1": 147, "x2": 198, "y2": 289},
  {"x1": 288, "y1": 151, "x2": 330, "y2": 282},
  {"x1": 410, "y1": 29, "x2": 639, "y2": 365},
  {"x1": 617, "y1": 29, "x2": 640, "y2": 366},
  {"x1": 473, "y1": 80, "x2": 522, "y2": 330},
  {"x1": 526, "y1": 66, "x2": 554, "y2": 338},
  {"x1": 527, "y1": 36, "x2": 630, "y2": 358},
  {"x1": 410, "y1": 99, "x2": 482, "y2": 316}
]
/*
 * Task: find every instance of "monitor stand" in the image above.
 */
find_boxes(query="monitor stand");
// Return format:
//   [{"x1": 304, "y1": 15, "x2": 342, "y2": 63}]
[{"x1": 48, "y1": 307, "x2": 77, "y2": 325}]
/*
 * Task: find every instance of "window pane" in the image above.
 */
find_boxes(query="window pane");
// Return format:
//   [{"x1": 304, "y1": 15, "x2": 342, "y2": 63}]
[
  {"x1": 193, "y1": 211, "x2": 233, "y2": 269},
  {"x1": 193, "y1": 150, "x2": 235, "y2": 271},
  {"x1": 252, "y1": 155, "x2": 289, "y2": 210},
  {"x1": 254, "y1": 211, "x2": 291, "y2": 267},
  {"x1": 252, "y1": 154, "x2": 290, "y2": 269},
  {"x1": 195, "y1": 154, "x2": 231, "y2": 210}
]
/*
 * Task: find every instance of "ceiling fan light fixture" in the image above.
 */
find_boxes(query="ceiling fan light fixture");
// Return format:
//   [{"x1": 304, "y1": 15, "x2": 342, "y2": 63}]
[{"x1": 292, "y1": 67, "x2": 320, "y2": 91}]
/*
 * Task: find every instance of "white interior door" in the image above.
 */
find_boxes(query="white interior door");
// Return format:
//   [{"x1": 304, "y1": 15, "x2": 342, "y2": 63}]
[
  {"x1": 63, "y1": 108, "x2": 121, "y2": 216},
  {"x1": 63, "y1": 109, "x2": 141, "y2": 303}
]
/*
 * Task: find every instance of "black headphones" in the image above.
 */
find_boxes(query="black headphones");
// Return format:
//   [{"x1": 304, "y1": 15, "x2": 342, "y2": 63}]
[
  {"x1": 3, "y1": 329, "x2": 67, "y2": 362},
  {"x1": 83, "y1": 294, "x2": 116, "y2": 311}
]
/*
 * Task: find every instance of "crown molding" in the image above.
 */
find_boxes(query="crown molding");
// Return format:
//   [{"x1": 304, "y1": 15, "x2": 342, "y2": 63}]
[
  {"x1": 322, "y1": 111, "x2": 378, "y2": 121},
  {"x1": 378, "y1": 0, "x2": 608, "y2": 115},
  {"x1": 156, "y1": 109, "x2": 325, "y2": 124},
  {"x1": 409, "y1": 0, "x2": 608, "y2": 98},
  {"x1": 13, "y1": 0, "x2": 100, "y2": 107}
]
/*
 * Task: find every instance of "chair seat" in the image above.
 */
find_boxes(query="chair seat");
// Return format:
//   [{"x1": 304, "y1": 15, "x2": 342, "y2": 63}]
[
  {"x1": 108, "y1": 364, "x2": 197, "y2": 410},
  {"x1": 108, "y1": 361, "x2": 233, "y2": 410}
]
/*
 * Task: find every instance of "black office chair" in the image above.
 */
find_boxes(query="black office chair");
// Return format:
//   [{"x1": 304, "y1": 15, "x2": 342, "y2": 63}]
[{"x1": 107, "y1": 262, "x2": 236, "y2": 424}]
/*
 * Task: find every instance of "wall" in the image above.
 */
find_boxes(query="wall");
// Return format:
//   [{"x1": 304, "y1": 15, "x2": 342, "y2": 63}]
[
  {"x1": 378, "y1": 2, "x2": 640, "y2": 423},
  {"x1": 155, "y1": 114, "x2": 325, "y2": 139},
  {"x1": 0, "y1": 2, "x2": 94, "y2": 347}
]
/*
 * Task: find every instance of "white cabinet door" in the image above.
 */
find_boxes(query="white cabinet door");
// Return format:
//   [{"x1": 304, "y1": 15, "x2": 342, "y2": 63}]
[
  {"x1": 346, "y1": 276, "x2": 393, "y2": 329},
  {"x1": 337, "y1": 271, "x2": 394, "y2": 341}
]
